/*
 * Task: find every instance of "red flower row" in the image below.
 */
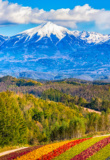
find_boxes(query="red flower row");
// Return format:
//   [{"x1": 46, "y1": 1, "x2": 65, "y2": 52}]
[
  {"x1": 71, "y1": 136, "x2": 110, "y2": 160},
  {"x1": 0, "y1": 145, "x2": 44, "y2": 160},
  {"x1": 37, "y1": 138, "x2": 91, "y2": 160}
]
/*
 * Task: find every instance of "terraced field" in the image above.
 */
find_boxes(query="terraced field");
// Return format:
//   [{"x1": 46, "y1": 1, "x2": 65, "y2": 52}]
[{"x1": 0, "y1": 136, "x2": 110, "y2": 160}]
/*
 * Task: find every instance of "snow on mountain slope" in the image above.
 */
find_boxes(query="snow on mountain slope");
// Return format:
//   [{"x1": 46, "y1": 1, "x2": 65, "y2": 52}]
[
  {"x1": 72, "y1": 31, "x2": 110, "y2": 44},
  {"x1": 0, "y1": 22, "x2": 110, "y2": 81},
  {"x1": 20, "y1": 22, "x2": 73, "y2": 41},
  {"x1": 5, "y1": 22, "x2": 109, "y2": 45},
  {"x1": 0, "y1": 22, "x2": 110, "y2": 45},
  {"x1": 18, "y1": 22, "x2": 110, "y2": 44}
]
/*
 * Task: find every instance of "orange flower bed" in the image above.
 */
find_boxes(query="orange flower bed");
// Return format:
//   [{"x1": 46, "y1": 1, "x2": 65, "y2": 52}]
[
  {"x1": 15, "y1": 138, "x2": 91, "y2": 160},
  {"x1": 0, "y1": 146, "x2": 43, "y2": 160},
  {"x1": 37, "y1": 138, "x2": 90, "y2": 160},
  {"x1": 15, "y1": 140, "x2": 70, "y2": 160}
]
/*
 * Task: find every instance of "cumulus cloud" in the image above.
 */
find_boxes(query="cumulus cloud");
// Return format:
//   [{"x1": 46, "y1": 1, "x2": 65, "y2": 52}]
[{"x1": 0, "y1": 0, "x2": 110, "y2": 30}]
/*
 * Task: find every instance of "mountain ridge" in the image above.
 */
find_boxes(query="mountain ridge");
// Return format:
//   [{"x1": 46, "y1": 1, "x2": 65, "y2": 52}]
[
  {"x1": 1, "y1": 22, "x2": 110, "y2": 44},
  {"x1": 0, "y1": 22, "x2": 110, "y2": 81}
]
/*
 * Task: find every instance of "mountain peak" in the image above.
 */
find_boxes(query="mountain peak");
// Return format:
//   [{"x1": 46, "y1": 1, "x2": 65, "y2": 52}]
[
  {"x1": 43, "y1": 21, "x2": 55, "y2": 26},
  {"x1": 20, "y1": 21, "x2": 72, "y2": 40}
]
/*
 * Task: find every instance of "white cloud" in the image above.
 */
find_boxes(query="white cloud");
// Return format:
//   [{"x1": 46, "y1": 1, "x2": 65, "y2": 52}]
[{"x1": 0, "y1": 0, "x2": 110, "y2": 30}]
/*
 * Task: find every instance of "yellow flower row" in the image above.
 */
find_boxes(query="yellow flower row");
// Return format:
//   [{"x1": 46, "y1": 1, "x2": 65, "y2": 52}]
[{"x1": 15, "y1": 140, "x2": 72, "y2": 160}]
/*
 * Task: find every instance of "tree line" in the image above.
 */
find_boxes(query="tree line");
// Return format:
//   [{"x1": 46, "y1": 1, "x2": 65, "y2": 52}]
[{"x1": 0, "y1": 90, "x2": 110, "y2": 147}]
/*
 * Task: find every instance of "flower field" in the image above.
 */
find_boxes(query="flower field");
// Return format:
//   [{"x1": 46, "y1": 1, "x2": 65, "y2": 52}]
[
  {"x1": 88, "y1": 143, "x2": 110, "y2": 160},
  {"x1": 15, "y1": 140, "x2": 71, "y2": 160},
  {"x1": 53, "y1": 136, "x2": 108, "y2": 160},
  {"x1": 37, "y1": 138, "x2": 89, "y2": 160},
  {"x1": 0, "y1": 145, "x2": 44, "y2": 160},
  {"x1": 0, "y1": 136, "x2": 110, "y2": 160},
  {"x1": 71, "y1": 136, "x2": 110, "y2": 160}
]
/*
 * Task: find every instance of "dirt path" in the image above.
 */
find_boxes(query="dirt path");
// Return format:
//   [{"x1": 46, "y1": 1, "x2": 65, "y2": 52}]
[
  {"x1": 0, "y1": 145, "x2": 44, "y2": 160},
  {"x1": 83, "y1": 107, "x2": 101, "y2": 114},
  {"x1": 93, "y1": 134, "x2": 110, "y2": 138},
  {"x1": 0, "y1": 147, "x2": 28, "y2": 157}
]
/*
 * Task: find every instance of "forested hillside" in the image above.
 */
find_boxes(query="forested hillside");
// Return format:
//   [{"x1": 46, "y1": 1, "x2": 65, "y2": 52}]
[
  {"x1": 0, "y1": 76, "x2": 110, "y2": 112},
  {"x1": 0, "y1": 90, "x2": 110, "y2": 147},
  {"x1": 0, "y1": 76, "x2": 110, "y2": 101}
]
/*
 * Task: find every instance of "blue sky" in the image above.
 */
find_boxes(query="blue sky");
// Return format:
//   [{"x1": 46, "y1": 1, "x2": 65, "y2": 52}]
[
  {"x1": 4, "y1": 0, "x2": 110, "y2": 11},
  {"x1": 0, "y1": 0, "x2": 110, "y2": 36}
]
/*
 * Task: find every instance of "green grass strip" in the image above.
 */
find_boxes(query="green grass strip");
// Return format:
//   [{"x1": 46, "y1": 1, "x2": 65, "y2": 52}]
[
  {"x1": 54, "y1": 136, "x2": 109, "y2": 160},
  {"x1": 87, "y1": 143, "x2": 110, "y2": 160}
]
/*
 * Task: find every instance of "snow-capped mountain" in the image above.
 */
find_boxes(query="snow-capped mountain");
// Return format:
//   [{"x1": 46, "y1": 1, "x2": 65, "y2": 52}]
[
  {"x1": 14, "y1": 22, "x2": 110, "y2": 44},
  {"x1": 72, "y1": 31, "x2": 110, "y2": 44},
  {"x1": 21, "y1": 22, "x2": 73, "y2": 41},
  {"x1": 2, "y1": 22, "x2": 110, "y2": 46},
  {"x1": 0, "y1": 22, "x2": 110, "y2": 81},
  {"x1": 17, "y1": 22, "x2": 110, "y2": 44},
  {"x1": 1, "y1": 22, "x2": 86, "y2": 52},
  {"x1": 0, "y1": 22, "x2": 73, "y2": 48}
]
